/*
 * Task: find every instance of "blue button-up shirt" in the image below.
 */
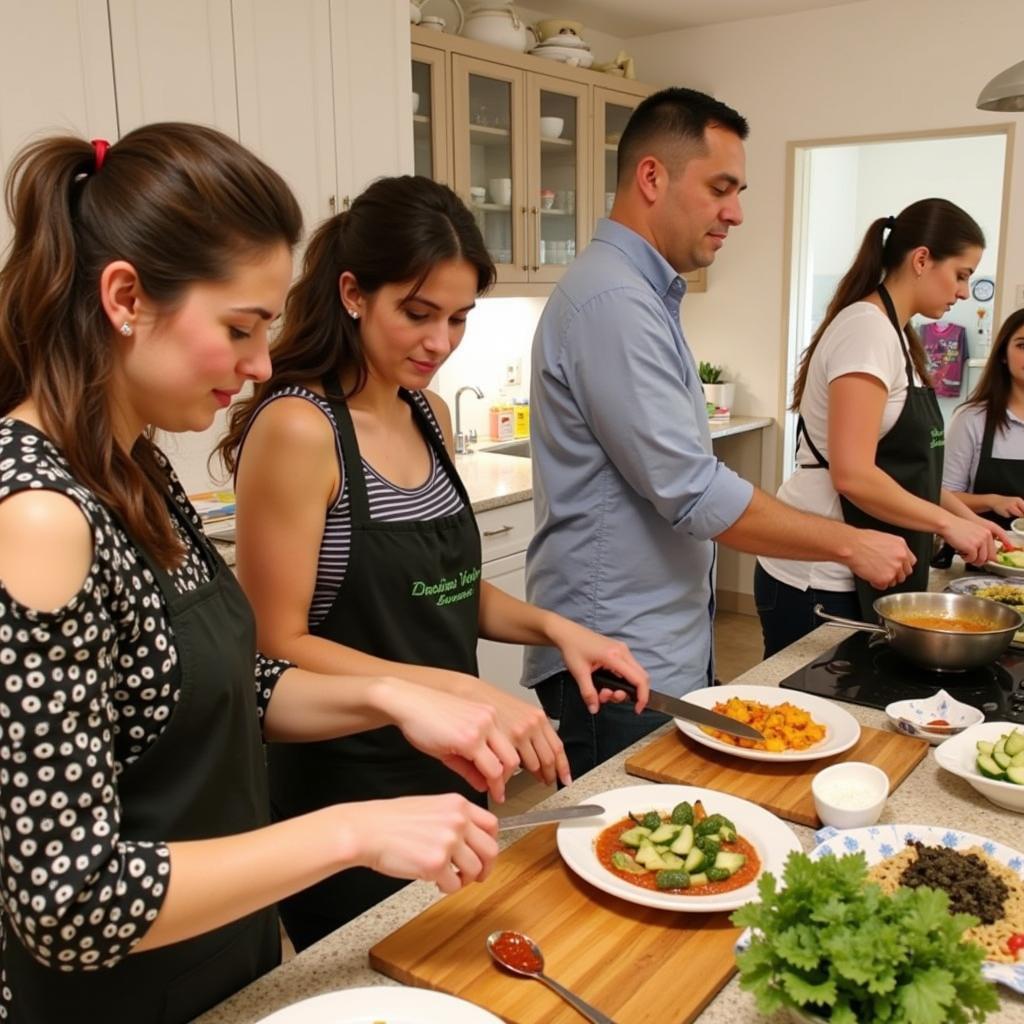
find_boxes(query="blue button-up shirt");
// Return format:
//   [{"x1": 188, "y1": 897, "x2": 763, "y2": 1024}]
[{"x1": 523, "y1": 219, "x2": 754, "y2": 697}]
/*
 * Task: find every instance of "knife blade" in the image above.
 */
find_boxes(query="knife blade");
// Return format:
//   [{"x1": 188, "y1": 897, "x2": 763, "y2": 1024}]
[
  {"x1": 497, "y1": 804, "x2": 605, "y2": 832},
  {"x1": 592, "y1": 670, "x2": 764, "y2": 741}
]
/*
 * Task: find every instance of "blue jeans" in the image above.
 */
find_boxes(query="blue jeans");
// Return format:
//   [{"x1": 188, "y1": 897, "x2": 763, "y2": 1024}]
[
  {"x1": 534, "y1": 671, "x2": 669, "y2": 783},
  {"x1": 754, "y1": 562, "x2": 861, "y2": 659}
]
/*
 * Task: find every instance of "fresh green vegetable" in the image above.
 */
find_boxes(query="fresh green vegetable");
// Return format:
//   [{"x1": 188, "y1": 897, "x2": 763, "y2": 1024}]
[
  {"x1": 669, "y1": 824, "x2": 694, "y2": 855},
  {"x1": 975, "y1": 728, "x2": 1024, "y2": 784},
  {"x1": 655, "y1": 869, "x2": 689, "y2": 890},
  {"x1": 670, "y1": 801, "x2": 694, "y2": 826},
  {"x1": 648, "y1": 822, "x2": 682, "y2": 844},
  {"x1": 640, "y1": 811, "x2": 661, "y2": 831},
  {"x1": 731, "y1": 852, "x2": 999, "y2": 1024},
  {"x1": 695, "y1": 835, "x2": 721, "y2": 861},
  {"x1": 618, "y1": 826, "x2": 651, "y2": 847},
  {"x1": 610, "y1": 851, "x2": 645, "y2": 874}
]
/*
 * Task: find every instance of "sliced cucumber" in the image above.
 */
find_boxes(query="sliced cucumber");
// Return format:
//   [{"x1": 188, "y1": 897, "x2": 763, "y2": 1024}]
[
  {"x1": 718, "y1": 823, "x2": 737, "y2": 843},
  {"x1": 1005, "y1": 765, "x2": 1024, "y2": 786},
  {"x1": 1011, "y1": 750, "x2": 1024, "y2": 768},
  {"x1": 688, "y1": 872, "x2": 708, "y2": 887},
  {"x1": 610, "y1": 851, "x2": 646, "y2": 874},
  {"x1": 993, "y1": 749, "x2": 1012, "y2": 770},
  {"x1": 669, "y1": 824, "x2": 694, "y2": 856},
  {"x1": 977, "y1": 753, "x2": 1007, "y2": 780},
  {"x1": 714, "y1": 850, "x2": 748, "y2": 875},
  {"x1": 659, "y1": 850, "x2": 685, "y2": 870},
  {"x1": 635, "y1": 844, "x2": 671, "y2": 870},
  {"x1": 648, "y1": 822, "x2": 681, "y2": 844},
  {"x1": 977, "y1": 740, "x2": 995, "y2": 755},
  {"x1": 1004, "y1": 729, "x2": 1024, "y2": 757},
  {"x1": 619, "y1": 826, "x2": 651, "y2": 848},
  {"x1": 683, "y1": 847, "x2": 706, "y2": 873}
]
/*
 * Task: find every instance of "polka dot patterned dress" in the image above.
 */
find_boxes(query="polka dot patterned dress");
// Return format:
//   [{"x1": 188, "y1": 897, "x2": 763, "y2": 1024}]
[{"x1": 0, "y1": 419, "x2": 288, "y2": 1017}]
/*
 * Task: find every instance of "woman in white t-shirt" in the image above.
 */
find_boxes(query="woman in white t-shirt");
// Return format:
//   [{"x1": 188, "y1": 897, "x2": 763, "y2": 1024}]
[
  {"x1": 938, "y1": 309, "x2": 1024, "y2": 548},
  {"x1": 755, "y1": 198, "x2": 1005, "y2": 656}
]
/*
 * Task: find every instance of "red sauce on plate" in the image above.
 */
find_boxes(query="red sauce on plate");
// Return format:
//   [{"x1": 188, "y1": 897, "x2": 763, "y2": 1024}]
[
  {"x1": 926, "y1": 719, "x2": 950, "y2": 727},
  {"x1": 490, "y1": 931, "x2": 541, "y2": 973},
  {"x1": 594, "y1": 815, "x2": 761, "y2": 895}
]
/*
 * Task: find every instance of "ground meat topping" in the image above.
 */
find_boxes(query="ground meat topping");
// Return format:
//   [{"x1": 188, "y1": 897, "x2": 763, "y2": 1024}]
[{"x1": 898, "y1": 841, "x2": 1009, "y2": 924}]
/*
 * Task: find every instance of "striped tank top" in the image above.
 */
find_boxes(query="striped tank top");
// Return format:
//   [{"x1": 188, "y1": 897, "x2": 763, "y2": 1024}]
[{"x1": 244, "y1": 385, "x2": 465, "y2": 628}]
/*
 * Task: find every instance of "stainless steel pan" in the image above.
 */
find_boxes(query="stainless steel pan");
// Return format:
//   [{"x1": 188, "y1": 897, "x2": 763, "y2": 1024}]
[{"x1": 814, "y1": 591, "x2": 1021, "y2": 672}]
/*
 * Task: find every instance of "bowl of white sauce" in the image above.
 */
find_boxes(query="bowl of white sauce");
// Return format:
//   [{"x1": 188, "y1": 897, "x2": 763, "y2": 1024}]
[{"x1": 811, "y1": 761, "x2": 889, "y2": 829}]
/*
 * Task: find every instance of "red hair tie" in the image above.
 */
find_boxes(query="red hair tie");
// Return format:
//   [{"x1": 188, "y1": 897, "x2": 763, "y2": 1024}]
[{"x1": 91, "y1": 138, "x2": 110, "y2": 172}]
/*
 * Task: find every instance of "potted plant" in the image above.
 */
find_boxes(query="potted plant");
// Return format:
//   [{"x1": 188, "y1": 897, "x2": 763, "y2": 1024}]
[
  {"x1": 698, "y1": 361, "x2": 734, "y2": 421},
  {"x1": 731, "y1": 852, "x2": 999, "y2": 1024}
]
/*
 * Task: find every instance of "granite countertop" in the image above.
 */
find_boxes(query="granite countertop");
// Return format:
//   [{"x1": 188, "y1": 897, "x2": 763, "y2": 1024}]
[{"x1": 196, "y1": 617, "x2": 1024, "y2": 1024}]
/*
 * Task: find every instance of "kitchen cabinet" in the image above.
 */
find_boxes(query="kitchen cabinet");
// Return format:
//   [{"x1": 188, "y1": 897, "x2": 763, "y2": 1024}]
[
  {"x1": 410, "y1": 26, "x2": 655, "y2": 297},
  {"x1": 476, "y1": 500, "x2": 540, "y2": 706}
]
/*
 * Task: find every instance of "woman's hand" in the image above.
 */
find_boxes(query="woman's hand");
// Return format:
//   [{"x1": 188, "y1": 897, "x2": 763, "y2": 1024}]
[
  {"x1": 341, "y1": 794, "x2": 499, "y2": 894},
  {"x1": 942, "y1": 516, "x2": 999, "y2": 566},
  {"x1": 988, "y1": 494, "x2": 1024, "y2": 522},
  {"x1": 474, "y1": 682, "x2": 572, "y2": 788},
  {"x1": 544, "y1": 617, "x2": 650, "y2": 715},
  {"x1": 375, "y1": 678, "x2": 520, "y2": 802}
]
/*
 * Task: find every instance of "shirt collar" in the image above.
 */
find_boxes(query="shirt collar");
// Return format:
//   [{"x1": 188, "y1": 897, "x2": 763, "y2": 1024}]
[{"x1": 592, "y1": 218, "x2": 686, "y2": 303}]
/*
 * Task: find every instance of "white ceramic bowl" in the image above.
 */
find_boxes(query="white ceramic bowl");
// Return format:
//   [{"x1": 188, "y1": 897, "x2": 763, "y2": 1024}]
[
  {"x1": 530, "y1": 46, "x2": 594, "y2": 68},
  {"x1": 934, "y1": 720, "x2": 1024, "y2": 812},
  {"x1": 539, "y1": 116, "x2": 564, "y2": 139},
  {"x1": 884, "y1": 689, "x2": 984, "y2": 745},
  {"x1": 1012, "y1": 516, "x2": 1024, "y2": 542},
  {"x1": 811, "y1": 761, "x2": 889, "y2": 828}
]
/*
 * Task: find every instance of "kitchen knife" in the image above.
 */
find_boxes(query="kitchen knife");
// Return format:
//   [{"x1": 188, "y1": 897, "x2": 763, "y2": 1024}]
[
  {"x1": 592, "y1": 670, "x2": 765, "y2": 741},
  {"x1": 497, "y1": 804, "x2": 605, "y2": 832}
]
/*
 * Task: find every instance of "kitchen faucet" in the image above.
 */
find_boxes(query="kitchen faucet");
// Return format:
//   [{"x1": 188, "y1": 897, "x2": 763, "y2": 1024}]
[{"x1": 454, "y1": 385, "x2": 484, "y2": 454}]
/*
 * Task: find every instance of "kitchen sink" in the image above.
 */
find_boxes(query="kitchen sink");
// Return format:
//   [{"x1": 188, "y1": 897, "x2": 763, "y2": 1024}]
[{"x1": 481, "y1": 439, "x2": 531, "y2": 458}]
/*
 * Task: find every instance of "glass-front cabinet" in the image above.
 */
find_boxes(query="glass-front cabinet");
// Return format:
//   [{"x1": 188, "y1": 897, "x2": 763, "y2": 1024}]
[
  {"x1": 452, "y1": 55, "x2": 526, "y2": 284},
  {"x1": 411, "y1": 44, "x2": 448, "y2": 185},
  {"x1": 527, "y1": 75, "x2": 588, "y2": 283},
  {"x1": 593, "y1": 88, "x2": 638, "y2": 225}
]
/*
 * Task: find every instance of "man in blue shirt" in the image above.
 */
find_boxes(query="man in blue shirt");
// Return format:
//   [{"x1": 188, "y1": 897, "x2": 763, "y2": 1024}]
[{"x1": 524, "y1": 87, "x2": 915, "y2": 778}]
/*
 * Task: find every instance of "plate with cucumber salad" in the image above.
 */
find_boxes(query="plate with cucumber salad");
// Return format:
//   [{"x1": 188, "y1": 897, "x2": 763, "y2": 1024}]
[
  {"x1": 556, "y1": 785, "x2": 802, "y2": 912},
  {"x1": 935, "y1": 722, "x2": 1024, "y2": 813}
]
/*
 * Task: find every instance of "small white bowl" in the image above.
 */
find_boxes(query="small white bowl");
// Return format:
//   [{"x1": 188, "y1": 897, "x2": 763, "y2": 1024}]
[
  {"x1": 934, "y1": 720, "x2": 1024, "y2": 813},
  {"x1": 1012, "y1": 517, "x2": 1024, "y2": 543},
  {"x1": 539, "y1": 116, "x2": 564, "y2": 139},
  {"x1": 811, "y1": 761, "x2": 889, "y2": 829},
  {"x1": 884, "y1": 689, "x2": 984, "y2": 745}
]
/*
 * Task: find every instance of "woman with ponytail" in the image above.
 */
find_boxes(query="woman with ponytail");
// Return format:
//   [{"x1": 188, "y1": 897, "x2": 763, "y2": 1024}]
[
  {"x1": 754, "y1": 198, "x2": 1006, "y2": 656},
  {"x1": 220, "y1": 175, "x2": 648, "y2": 951},
  {"x1": 0, "y1": 127, "x2": 525, "y2": 1023}
]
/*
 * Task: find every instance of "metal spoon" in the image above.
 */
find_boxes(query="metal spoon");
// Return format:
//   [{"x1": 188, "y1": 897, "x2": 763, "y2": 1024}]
[{"x1": 485, "y1": 930, "x2": 617, "y2": 1024}]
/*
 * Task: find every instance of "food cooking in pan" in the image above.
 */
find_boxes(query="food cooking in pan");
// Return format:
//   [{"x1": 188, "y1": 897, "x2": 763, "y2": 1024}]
[{"x1": 596, "y1": 798, "x2": 760, "y2": 894}]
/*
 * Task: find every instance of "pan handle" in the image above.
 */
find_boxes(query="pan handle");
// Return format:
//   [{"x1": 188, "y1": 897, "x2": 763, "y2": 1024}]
[{"x1": 813, "y1": 603, "x2": 889, "y2": 636}]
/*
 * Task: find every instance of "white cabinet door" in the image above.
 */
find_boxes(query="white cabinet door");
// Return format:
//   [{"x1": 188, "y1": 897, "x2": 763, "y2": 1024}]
[
  {"x1": 233, "y1": 0, "x2": 338, "y2": 234},
  {"x1": 477, "y1": 550, "x2": 540, "y2": 707},
  {"x1": 0, "y1": 0, "x2": 117, "y2": 248},
  {"x1": 108, "y1": 0, "x2": 238, "y2": 135},
  {"x1": 329, "y1": 0, "x2": 413, "y2": 206}
]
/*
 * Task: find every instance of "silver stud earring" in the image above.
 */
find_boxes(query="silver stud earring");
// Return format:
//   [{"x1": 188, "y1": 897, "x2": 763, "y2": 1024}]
[
  {"x1": 348, "y1": 308, "x2": 360, "y2": 320},
  {"x1": 120, "y1": 322, "x2": 133, "y2": 336}
]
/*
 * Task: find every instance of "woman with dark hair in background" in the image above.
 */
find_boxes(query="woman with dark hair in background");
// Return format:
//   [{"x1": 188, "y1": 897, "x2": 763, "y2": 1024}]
[
  {"x1": 0, "y1": 127, "x2": 521, "y2": 1023},
  {"x1": 221, "y1": 175, "x2": 648, "y2": 951},
  {"x1": 941, "y1": 308, "x2": 1024, "y2": 533},
  {"x1": 755, "y1": 198, "x2": 1007, "y2": 656}
]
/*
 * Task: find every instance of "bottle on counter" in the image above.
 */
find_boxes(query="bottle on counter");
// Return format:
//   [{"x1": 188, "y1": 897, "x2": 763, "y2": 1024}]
[
  {"x1": 513, "y1": 398, "x2": 530, "y2": 438},
  {"x1": 489, "y1": 403, "x2": 515, "y2": 440}
]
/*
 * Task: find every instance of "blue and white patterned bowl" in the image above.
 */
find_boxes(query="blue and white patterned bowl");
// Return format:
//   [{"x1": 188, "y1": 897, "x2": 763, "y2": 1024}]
[
  {"x1": 884, "y1": 689, "x2": 983, "y2": 745},
  {"x1": 811, "y1": 824, "x2": 1024, "y2": 992}
]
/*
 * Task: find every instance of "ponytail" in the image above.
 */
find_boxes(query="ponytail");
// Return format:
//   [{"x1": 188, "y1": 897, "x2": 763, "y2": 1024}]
[{"x1": 791, "y1": 198, "x2": 985, "y2": 410}]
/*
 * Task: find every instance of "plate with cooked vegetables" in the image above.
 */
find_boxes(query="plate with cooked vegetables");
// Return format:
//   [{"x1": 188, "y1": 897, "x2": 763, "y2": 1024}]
[
  {"x1": 945, "y1": 575, "x2": 1024, "y2": 645},
  {"x1": 254, "y1": 987, "x2": 504, "y2": 1022},
  {"x1": 672, "y1": 684, "x2": 860, "y2": 762},
  {"x1": 810, "y1": 824, "x2": 1024, "y2": 990},
  {"x1": 984, "y1": 542, "x2": 1024, "y2": 578},
  {"x1": 556, "y1": 784, "x2": 802, "y2": 912}
]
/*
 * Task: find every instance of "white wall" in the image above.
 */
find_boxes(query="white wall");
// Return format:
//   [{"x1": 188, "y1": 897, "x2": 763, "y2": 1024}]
[{"x1": 628, "y1": 0, "x2": 1024, "y2": 484}]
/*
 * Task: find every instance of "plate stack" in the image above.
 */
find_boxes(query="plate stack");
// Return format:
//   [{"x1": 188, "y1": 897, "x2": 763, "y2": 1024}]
[{"x1": 530, "y1": 29, "x2": 594, "y2": 68}]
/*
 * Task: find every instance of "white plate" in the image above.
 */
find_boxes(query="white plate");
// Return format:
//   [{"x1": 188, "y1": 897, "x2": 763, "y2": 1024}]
[
  {"x1": 934, "y1": 720, "x2": 1024, "y2": 813},
  {"x1": 673, "y1": 684, "x2": 861, "y2": 762},
  {"x1": 556, "y1": 784, "x2": 802, "y2": 912},
  {"x1": 255, "y1": 987, "x2": 503, "y2": 1023},
  {"x1": 809, "y1": 824, "x2": 1024, "y2": 993},
  {"x1": 983, "y1": 558, "x2": 1024, "y2": 578}
]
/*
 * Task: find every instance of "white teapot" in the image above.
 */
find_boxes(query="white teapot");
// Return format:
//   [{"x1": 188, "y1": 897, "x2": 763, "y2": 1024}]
[{"x1": 462, "y1": 2, "x2": 529, "y2": 52}]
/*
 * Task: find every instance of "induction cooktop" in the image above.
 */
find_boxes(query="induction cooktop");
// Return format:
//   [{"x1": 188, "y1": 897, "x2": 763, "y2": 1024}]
[{"x1": 779, "y1": 632, "x2": 1024, "y2": 724}]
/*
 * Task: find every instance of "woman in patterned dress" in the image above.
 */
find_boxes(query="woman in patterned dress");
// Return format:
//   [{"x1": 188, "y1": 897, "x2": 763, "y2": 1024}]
[{"x1": 0, "y1": 126, "x2": 520, "y2": 1023}]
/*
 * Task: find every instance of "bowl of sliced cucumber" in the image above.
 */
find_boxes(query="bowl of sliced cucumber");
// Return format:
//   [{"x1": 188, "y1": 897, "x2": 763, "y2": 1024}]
[{"x1": 934, "y1": 721, "x2": 1024, "y2": 812}]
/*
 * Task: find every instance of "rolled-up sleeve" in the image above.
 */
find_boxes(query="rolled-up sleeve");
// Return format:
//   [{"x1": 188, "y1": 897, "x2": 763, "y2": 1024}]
[{"x1": 563, "y1": 287, "x2": 753, "y2": 540}]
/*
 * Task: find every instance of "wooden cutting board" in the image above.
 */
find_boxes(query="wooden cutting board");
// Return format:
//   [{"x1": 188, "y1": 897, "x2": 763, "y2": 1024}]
[
  {"x1": 625, "y1": 724, "x2": 928, "y2": 827},
  {"x1": 370, "y1": 824, "x2": 743, "y2": 1023}
]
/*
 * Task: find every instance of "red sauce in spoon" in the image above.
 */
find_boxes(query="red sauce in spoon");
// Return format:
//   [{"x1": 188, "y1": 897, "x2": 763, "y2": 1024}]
[{"x1": 491, "y1": 931, "x2": 542, "y2": 973}]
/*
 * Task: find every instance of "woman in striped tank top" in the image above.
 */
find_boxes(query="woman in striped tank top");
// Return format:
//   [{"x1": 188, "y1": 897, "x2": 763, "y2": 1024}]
[{"x1": 219, "y1": 176, "x2": 649, "y2": 950}]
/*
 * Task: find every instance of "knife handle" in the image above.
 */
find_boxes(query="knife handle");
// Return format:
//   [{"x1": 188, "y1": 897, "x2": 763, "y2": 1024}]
[{"x1": 592, "y1": 668, "x2": 640, "y2": 702}]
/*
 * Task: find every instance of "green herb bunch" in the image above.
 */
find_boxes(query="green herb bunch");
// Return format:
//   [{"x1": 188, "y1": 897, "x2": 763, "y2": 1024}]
[
  {"x1": 698, "y1": 360, "x2": 724, "y2": 384},
  {"x1": 731, "y1": 852, "x2": 999, "y2": 1024}
]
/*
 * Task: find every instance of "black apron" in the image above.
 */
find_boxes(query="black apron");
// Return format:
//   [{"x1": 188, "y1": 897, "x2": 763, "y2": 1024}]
[
  {"x1": 971, "y1": 412, "x2": 1024, "y2": 530},
  {"x1": 267, "y1": 383, "x2": 484, "y2": 933},
  {"x1": 3, "y1": 499, "x2": 278, "y2": 1023},
  {"x1": 797, "y1": 284, "x2": 944, "y2": 620}
]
